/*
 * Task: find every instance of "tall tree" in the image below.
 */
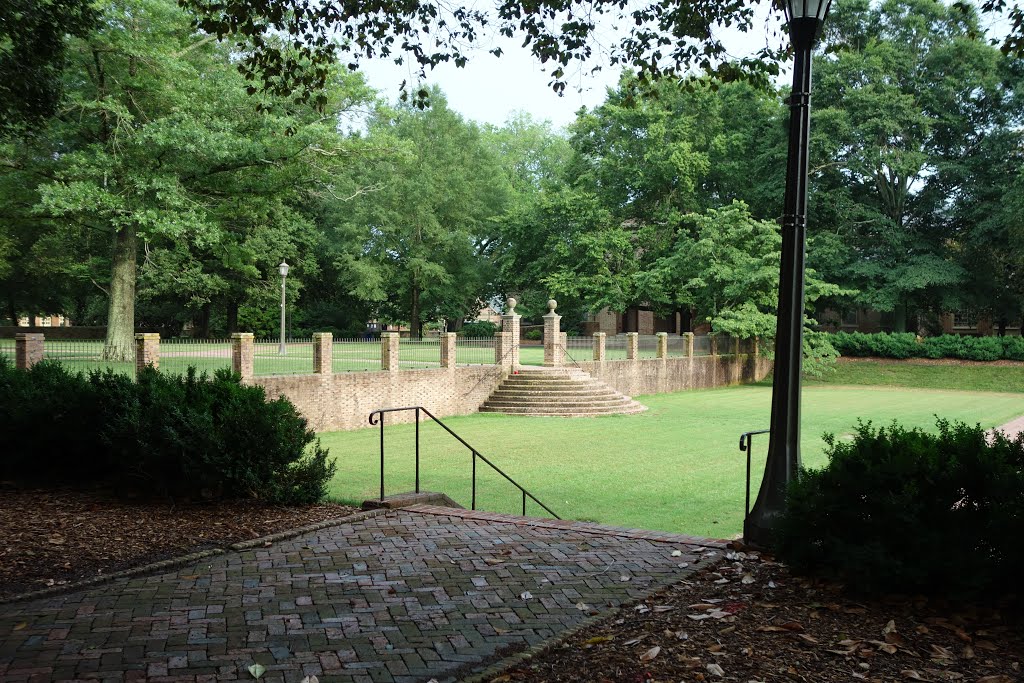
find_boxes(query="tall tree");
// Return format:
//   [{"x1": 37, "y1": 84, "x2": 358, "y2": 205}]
[{"x1": 342, "y1": 89, "x2": 510, "y2": 336}]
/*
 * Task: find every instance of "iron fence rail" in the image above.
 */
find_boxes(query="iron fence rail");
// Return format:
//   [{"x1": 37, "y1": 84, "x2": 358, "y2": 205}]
[
  {"x1": 158, "y1": 338, "x2": 232, "y2": 376},
  {"x1": 253, "y1": 338, "x2": 314, "y2": 376},
  {"x1": 454, "y1": 337, "x2": 496, "y2": 366},
  {"x1": 369, "y1": 406, "x2": 560, "y2": 519}
]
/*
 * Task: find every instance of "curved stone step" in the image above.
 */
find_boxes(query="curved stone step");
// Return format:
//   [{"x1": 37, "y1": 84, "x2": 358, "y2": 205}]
[
  {"x1": 490, "y1": 387, "x2": 615, "y2": 397},
  {"x1": 483, "y1": 397, "x2": 633, "y2": 408},
  {"x1": 479, "y1": 404, "x2": 647, "y2": 416}
]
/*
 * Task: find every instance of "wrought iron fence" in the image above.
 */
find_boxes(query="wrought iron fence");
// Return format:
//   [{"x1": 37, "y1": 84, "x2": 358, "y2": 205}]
[
  {"x1": 400, "y1": 337, "x2": 441, "y2": 369},
  {"x1": 637, "y1": 335, "x2": 659, "y2": 359},
  {"x1": 455, "y1": 337, "x2": 495, "y2": 366},
  {"x1": 253, "y1": 337, "x2": 314, "y2": 376},
  {"x1": 0, "y1": 338, "x2": 13, "y2": 365},
  {"x1": 693, "y1": 334, "x2": 712, "y2": 356},
  {"x1": 158, "y1": 338, "x2": 232, "y2": 376},
  {"x1": 43, "y1": 339, "x2": 135, "y2": 377},
  {"x1": 332, "y1": 338, "x2": 382, "y2": 372}
]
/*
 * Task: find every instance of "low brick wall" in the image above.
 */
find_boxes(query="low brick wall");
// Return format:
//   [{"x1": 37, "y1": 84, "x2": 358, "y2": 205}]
[
  {"x1": 253, "y1": 354, "x2": 770, "y2": 432},
  {"x1": 254, "y1": 365, "x2": 507, "y2": 432},
  {"x1": 577, "y1": 354, "x2": 771, "y2": 396}
]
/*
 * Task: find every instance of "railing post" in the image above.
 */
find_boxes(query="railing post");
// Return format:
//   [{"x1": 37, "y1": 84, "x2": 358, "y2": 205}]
[
  {"x1": 683, "y1": 332, "x2": 694, "y2": 357},
  {"x1": 752, "y1": 336, "x2": 760, "y2": 357},
  {"x1": 231, "y1": 332, "x2": 254, "y2": 382},
  {"x1": 15, "y1": 332, "x2": 44, "y2": 369},
  {"x1": 656, "y1": 332, "x2": 668, "y2": 359},
  {"x1": 626, "y1": 332, "x2": 639, "y2": 361},
  {"x1": 440, "y1": 332, "x2": 457, "y2": 369},
  {"x1": 710, "y1": 335, "x2": 719, "y2": 357},
  {"x1": 500, "y1": 297, "x2": 521, "y2": 368},
  {"x1": 732, "y1": 336, "x2": 741, "y2": 357},
  {"x1": 134, "y1": 333, "x2": 160, "y2": 373},
  {"x1": 543, "y1": 299, "x2": 563, "y2": 367},
  {"x1": 471, "y1": 451, "x2": 477, "y2": 511},
  {"x1": 379, "y1": 412, "x2": 385, "y2": 500},
  {"x1": 415, "y1": 407, "x2": 420, "y2": 493},
  {"x1": 313, "y1": 332, "x2": 333, "y2": 375},
  {"x1": 593, "y1": 332, "x2": 606, "y2": 362},
  {"x1": 522, "y1": 490, "x2": 526, "y2": 516},
  {"x1": 381, "y1": 332, "x2": 400, "y2": 372}
]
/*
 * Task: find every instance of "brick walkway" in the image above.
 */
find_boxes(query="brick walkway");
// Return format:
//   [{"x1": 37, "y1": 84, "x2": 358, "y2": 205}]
[{"x1": 0, "y1": 508, "x2": 722, "y2": 683}]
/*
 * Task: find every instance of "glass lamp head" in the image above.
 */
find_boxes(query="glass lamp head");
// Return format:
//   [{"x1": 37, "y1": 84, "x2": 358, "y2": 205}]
[{"x1": 279, "y1": 260, "x2": 289, "y2": 278}]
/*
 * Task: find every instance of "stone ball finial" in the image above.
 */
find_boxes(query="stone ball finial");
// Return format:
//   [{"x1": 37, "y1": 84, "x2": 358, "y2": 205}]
[
  {"x1": 506, "y1": 297, "x2": 517, "y2": 314},
  {"x1": 547, "y1": 299, "x2": 557, "y2": 312}
]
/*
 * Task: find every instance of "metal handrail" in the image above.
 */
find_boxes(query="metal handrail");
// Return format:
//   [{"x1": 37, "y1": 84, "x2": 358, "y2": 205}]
[
  {"x1": 738, "y1": 429, "x2": 771, "y2": 522},
  {"x1": 368, "y1": 406, "x2": 561, "y2": 519}
]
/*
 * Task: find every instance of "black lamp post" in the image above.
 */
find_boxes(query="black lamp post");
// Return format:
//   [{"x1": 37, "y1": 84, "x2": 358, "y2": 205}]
[{"x1": 745, "y1": 0, "x2": 832, "y2": 547}]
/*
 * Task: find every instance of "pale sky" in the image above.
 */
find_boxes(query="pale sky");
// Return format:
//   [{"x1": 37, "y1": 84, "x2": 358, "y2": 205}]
[{"x1": 358, "y1": 5, "x2": 785, "y2": 130}]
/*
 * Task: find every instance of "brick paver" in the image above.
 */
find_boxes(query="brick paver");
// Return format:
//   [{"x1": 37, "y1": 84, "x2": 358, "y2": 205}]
[{"x1": 0, "y1": 509, "x2": 720, "y2": 683}]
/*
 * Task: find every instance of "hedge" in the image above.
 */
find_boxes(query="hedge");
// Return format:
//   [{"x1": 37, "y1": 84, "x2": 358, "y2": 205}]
[
  {"x1": 828, "y1": 331, "x2": 1024, "y2": 361},
  {"x1": 0, "y1": 359, "x2": 335, "y2": 504}
]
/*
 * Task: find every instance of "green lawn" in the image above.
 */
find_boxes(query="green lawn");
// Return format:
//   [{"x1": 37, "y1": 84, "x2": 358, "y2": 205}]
[
  {"x1": 808, "y1": 359, "x2": 1024, "y2": 393},
  {"x1": 321, "y1": 383, "x2": 1024, "y2": 538}
]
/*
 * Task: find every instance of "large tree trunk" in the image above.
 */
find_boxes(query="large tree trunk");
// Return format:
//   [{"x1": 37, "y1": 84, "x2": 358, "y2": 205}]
[
  {"x1": 998, "y1": 317, "x2": 1007, "y2": 337},
  {"x1": 226, "y1": 299, "x2": 239, "y2": 335},
  {"x1": 893, "y1": 303, "x2": 907, "y2": 333},
  {"x1": 103, "y1": 226, "x2": 137, "y2": 361},
  {"x1": 410, "y1": 284, "x2": 422, "y2": 339},
  {"x1": 197, "y1": 302, "x2": 211, "y2": 338}
]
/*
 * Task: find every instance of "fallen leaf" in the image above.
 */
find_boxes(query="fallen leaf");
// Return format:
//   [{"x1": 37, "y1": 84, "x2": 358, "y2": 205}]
[
  {"x1": 961, "y1": 645, "x2": 975, "y2": 660},
  {"x1": 619, "y1": 575, "x2": 632, "y2": 582},
  {"x1": 779, "y1": 621, "x2": 804, "y2": 632},
  {"x1": 929, "y1": 644, "x2": 953, "y2": 660},
  {"x1": 706, "y1": 663, "x2": 725, "y2": 677},
  {"x1": 247, "y1": 663, "x2": 266, "y2": 679},
  {"x1": 653, "y1": 605, "x2": 674, "y2": 612},
  {"x1": 300, "y1": 677, "x2": 319, "y2": 683},
  {"x1": 756, "y1": 625, "x2": 789, "y2": 633},
  {"x1": 13, "y1": 622, "x2": 27, "y2": 631},
  {"x1": 583, "y1": 635, "x2": 612, "y2": 645},
  {"x1": 672, "y1": 550, "x2": 683, "y2": 557},
  {"x1": 883, "y1": 620, "x2": 898, "y2": 636},
  {"x1": 974, "y1": 641, "x2": 997, "y2": 652},
  {"x1": 975, "y1": 677, "x2": 1013, "y2": 683},
  {"x1": 900, "y1": 670, "x2": 930, "y2": 681},
  {"x1": 741, "y1": 573, "x2": 755, "y2": 584},
  {"x1": 623, "y1": 636, "x2": 647, "y2": 646},
  {"x1": 869, "y1": 640, "x2": 898, "y2": 655},
  {"x1": 796, "y1": 634, "x2": 819, "y2": 645},
  {"x1": 688, "y1": 614, "x2": 712, "y2": 621},
  {"x1": 47, "y1": 536, "x2": 65, "y2": 545},
  {"x1": 689, "y1": 603, "x2": 719, "y2": 610},
  {"x1": 519, "y1": 591, "x2": 532, "y2": 601},
  {"x1": 640, "y1": 646, "x2": 661, "y2": 663},
  {"x1": 484, "y1": 557, "x2": 504, "y2": 565}
]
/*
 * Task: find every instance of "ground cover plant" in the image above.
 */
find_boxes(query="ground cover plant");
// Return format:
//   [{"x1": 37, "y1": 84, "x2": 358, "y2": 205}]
[
  {"x1": 0, "y1": 359, "x2": 334, "y2": 504},
  {"x1": 829, "y1": 331, "x2": 1024, "y2": 361},
  {"x1": 321, "y1": 382, "x2": 1024, "y2": 537}
]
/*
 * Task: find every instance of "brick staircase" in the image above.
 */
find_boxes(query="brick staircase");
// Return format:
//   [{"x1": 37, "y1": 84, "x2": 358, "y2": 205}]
[{"x1": 480, "y1": 367, "x2": 646, "y2": 416}]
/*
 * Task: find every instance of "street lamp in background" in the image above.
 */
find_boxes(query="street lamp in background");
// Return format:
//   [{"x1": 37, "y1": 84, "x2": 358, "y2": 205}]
[
  {"x1": 745, "y1": 0, "x2": 832, "y2": 547},
  {"x1": 278, "y1": 260, "x2": 289, "y2": 356}
]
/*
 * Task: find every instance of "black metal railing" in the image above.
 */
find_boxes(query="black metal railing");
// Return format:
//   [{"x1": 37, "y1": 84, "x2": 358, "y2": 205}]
[
  {"x1": 738, "y1": 429, "x2": 771, "y2": 523},
  {"x1": 368, "y1": 406, "x2": 560, "y2": 519}
]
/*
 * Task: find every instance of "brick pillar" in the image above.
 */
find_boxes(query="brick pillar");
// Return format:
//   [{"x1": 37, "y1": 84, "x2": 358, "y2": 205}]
[
  {"x1": 134, "y1": 333, "x2": 160, "y2": 373},
  {"x1": 231, "y1": 332, "x2": 254, "y2": 382},
  {"x1": 682, "y1": 332, "x2": 694, "y2": 357},
  {"x1": 625, "y1": 332, "x2": 639, "y2": 361},
  {"x1": 593, "y1": 332, "x2": 606, "y2": 362},
  {"x1": 313, "y1": 332, "x2": 332, "y2": 375},
  {"x1": 381, "y1": 332, "x2": 400, "y2": 372},
  {"x1": 752, "y1": 337, "x2": 760, "y2": 357},
  {"x1": 543, "y1": 299, "x2": 563, "y2": 367},
  {"x1": 15, "y1": 333, "x2": 44, "y2": 369},
  {"x1": 495, "y1": 332, "x2": 512, "y2": 366},
  {"x1": 710, "y1": 335, "x2": 719, "y2": 356},
  {"x1": 656, "y1": 332, "x2": 668, "y2": 359},
  {"x1": 500, "y1": 297, "x2": 521, "y2": 368},
  {"x1": 440, "y1": 332, "x2": 457, "y2": 369}
]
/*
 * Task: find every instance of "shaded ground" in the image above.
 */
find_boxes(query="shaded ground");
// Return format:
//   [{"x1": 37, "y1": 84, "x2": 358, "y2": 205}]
[
  {"x1": 498, "y1": 549, "x2": 1024, "y2": 683},
  {"x1": 0, "y1": 486, "x2": 357, "y2": 600},
  {"x1": 0, "y1": 506, "x2": 720, "y2": 682}
]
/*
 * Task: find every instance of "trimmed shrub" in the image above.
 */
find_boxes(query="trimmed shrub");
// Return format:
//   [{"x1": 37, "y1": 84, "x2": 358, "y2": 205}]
[
  {"x1": 458, "y1": 320, "x2": 498, "y2": 337},
  {"x1": 524, "y1": 329, "x2": 542, "y2": 341},
  {"x1": 829, "y1": 331, "x2": 1024, "y2": 361},
  {"x1": 0, "y1": 360, "x2": 335, "y2": 504},
  {"x1": 775, "y1": 418, "x2": 1024, "y2": 596}
]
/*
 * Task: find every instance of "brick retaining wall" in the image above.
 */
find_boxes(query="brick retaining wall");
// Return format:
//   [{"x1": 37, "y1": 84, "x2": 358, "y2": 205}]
[
  {"x1": 577, "y1": 354, "x2": 772, "y2": 396},
  {"x1": 254, "y1": 365, "x2": 507, "y2": 431}
]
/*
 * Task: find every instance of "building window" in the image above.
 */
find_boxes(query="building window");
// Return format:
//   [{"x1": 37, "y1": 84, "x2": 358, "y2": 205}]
[{"x1": 953, "y1": 311, "x2": 977, "y2": 329}]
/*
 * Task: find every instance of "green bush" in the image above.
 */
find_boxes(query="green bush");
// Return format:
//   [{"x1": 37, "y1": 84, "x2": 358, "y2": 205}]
[
  {"x1": 0, "y1": 359, "x2": 334, "y2": 504},
  {"x1": 524, "y1": 329, "x2": 542, "y2": 341},
  {"x1": 829, "y1": 331, "x2": 1024, "y2": 361},
  {"x1": 775, "y1": 418, "x2": 1024, "y2": 596},
  {"x1": 458, "y1": 320, "x2": 498, "y2": 337}
]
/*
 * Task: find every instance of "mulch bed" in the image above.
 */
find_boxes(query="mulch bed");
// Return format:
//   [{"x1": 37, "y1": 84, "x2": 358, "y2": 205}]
[
  {"x1": 0, "y1": 485, "x2": 357, "y2": 599},
  {"x1": 495, "y1": 547, "x2": 1023, "y2": 683}
]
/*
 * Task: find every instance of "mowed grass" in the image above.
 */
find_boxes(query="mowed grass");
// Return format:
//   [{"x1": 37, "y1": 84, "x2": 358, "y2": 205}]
[
  {"x1": 321, "y1": 383, "x2": 1024, "y2": 538},
  {"x1": 808, "y1": 358, "x2": 1024, "y2": 393}
]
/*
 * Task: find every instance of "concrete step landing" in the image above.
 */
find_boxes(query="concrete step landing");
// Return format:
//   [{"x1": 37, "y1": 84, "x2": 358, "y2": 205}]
[{"x1": 480, "y1": 367, "x2": 646, "y2": 417}]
